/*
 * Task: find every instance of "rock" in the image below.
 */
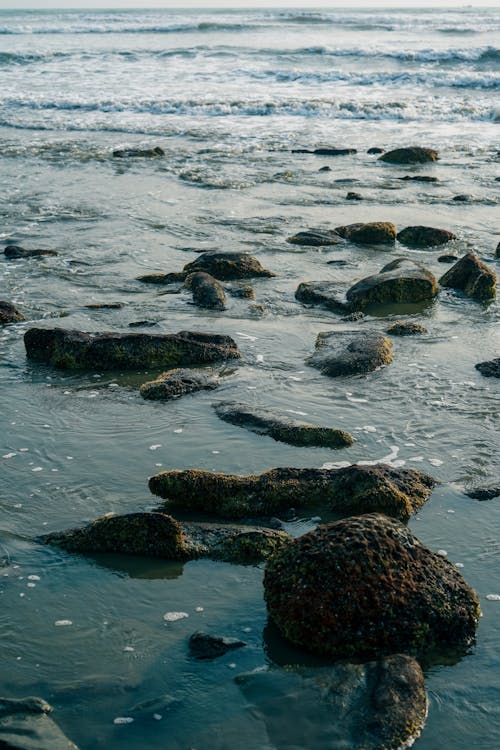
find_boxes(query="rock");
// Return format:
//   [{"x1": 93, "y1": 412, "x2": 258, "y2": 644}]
[
  {"x1": 264, "y1": 513, "x2": 480, "y2": 660},
  {"x1": 228, "y1": 284, "x2": 254, "y2": 299},
  {"x1": 24, "y1": 328, "x2": 240, "y2": 370},
  {"x1": 84, "y1": 302, "x2": 124, "y2": 309},
  {"x1": 379, "y1": 147, "x2": 439, "y2": 164},
  {"x1": 0, "y1": 301, "x2": 25, "y2": 325},
  {"x1": 140, "y1": 368, "x2": 219, "y2": 401},
  {"x1": 149, "y1": 464, "x2": 435, "y2": 522},
  {"x1": 465, "y1": 483, "x2": 500, "y2": 501},
  {"x1": 453, "y1": 194, "x2": 470, "y2": 202},
  {"x1": 292, "y1": 148, "x2": 357, "y2": 156},
  {"x1": 439, "y1": 253, "x2": 496, "y2": 301},
  {"x1": 137, "y1": 272, "x2": 185, "y2": 285},
  {"x1": 318, "y1": 165, "x2": 332, "y2": 172},
  {"x1": 184, "y1": 272, "x2": 226, "y2": 310},
  {"x1": 400, "y1": 175, "x2": 439, "y2": 183},
  {"x1": 212, "y1": 401, "x2": 354, "y2": 448},
  {"x1": 235, "y1": 655, "x2": 427, "y2": 750},
  {"x1": 438, "y1": 254, "x2": 459, "y2": 263},
  {"x1": 386, "y1": 321, "x2": 427, "y2": 336},
  {"x1": 128, "y1": 320, "x2": 159, "y2": 327},
  {"x1": 342, "y1": 311, "x2": 365, "y2": 321},
  {"x1": 307, "y1": 330, "x2": 393, "y2": 376},
  {"x1": 346, "y1": 191, "x2": 363, "y2": 200},
  {"x1": 397, "y1": 225, "x2": 456, "y2": 248},
  {"x1": 286, "y1": 230, "x2": 342, "y2": 246},
  {"x1": 139, "y1": 252, "x2": 274, "y2": 284},
  {"x1": 346, "y1": 258, "x2": 438, "y2": 310},
  {"x1": 189, "y1": 632, "x2": 246, "y2": 660},
  {"x1": 127, "y1": 694, "x2": 180, "y2": 720},
  {"x1": 4, "y1": 245, "x2": 58, "y2": 259},
  {"x1": 0, "y1": 696, "x2": 79, "y2": 750},
  {"x1": 367, "y1": 147, "x2": 385, "y2": 154},
  {"x1": 295, "y1": 281, "x2": 349, "y2": 314},
  {"x1": 496, "y1": 241, "x2": 500, "y2": 259},
  {"x1": 112, "y1": 146, "x2": 164, "y2": 157},
  {"x1": 475, "y1": 358, "x2": 500, "y2": 378},
  {"x1": 334, "y1": 222, "x2": 397, "y2": 245}
]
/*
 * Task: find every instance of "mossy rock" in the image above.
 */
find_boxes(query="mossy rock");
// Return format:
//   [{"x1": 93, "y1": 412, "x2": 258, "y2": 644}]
[
  {"x1": 140, "y1": 368, "x2": 219, "y2": 401},
  {"x1": 386, "y1": 321, "x2": 427, "y2": 336},
  {"x1": 0, "y1": 301, "x2": 26, "y2": 325},
  {"x1": 307, "y1": 330, "x2": 393, "y2": 376},
  {"x1": 439, "y1": 253, "x2": 496, "y2": 301},
  {"x1": 379, "y1": 147, "x2": 439, "y2": 164},
  {"x1": 184, "y1": 272, "x2": 226, "y2": 310},
  {"x1": 346, "y1": 259, "x2": 438, "y2": 310},
  {"x1": 184, "y1": 252, "x2": 275, "y2": 280},
  {"x1": 4, "y1": 245, "x2": 58, "y2": 259},
  {"x1": 334, "y1": 222, "x2": 397, "y2": 245},
  {"x1": 397, "y1": 226, "x2": 456, "y2": 248}
]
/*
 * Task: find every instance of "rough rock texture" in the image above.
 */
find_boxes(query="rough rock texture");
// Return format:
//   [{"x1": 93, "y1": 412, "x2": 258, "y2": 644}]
[
  {"x1": 140, "y1": 368, "x2": 219, "y2": 401},
  {"x1": 212, "y1": 401, "x2": 354, "y2": 448},
  {"x1": 189, "y1": 632, "x2": 246, "y2": 660},
  {"x1": 0, "y1": 301, "x2": 25, "y2": 325},
  {"x1": 0, "y1": 696, "x2": 79, "y2": 750},
  {"x1": 386, "y1": 321, "x2": 427, "y2": 336},
  {"x1": 465, "y1": 483, "x2": 500, "y2": 501},
  {"x1": 149, "y1": 464, "x2": 435, "y2": 522},
  {"x1": 439, "y1": 253, "x2": 496, "y2": 301},
  {"x1": 264, "y1": 513, "x2": 480, "y2": 660},
  {"x1": 307, "y1": 330, "x2": 393, "y2": 376},
  {"x1": 228, "y1": 284, "x2": 255, "y2": 299},
  {"x1": 346, "y1": 258, "x2": 439, "y2": 310},
  {"x1": 235, "y1": 655, "x2": 428, "y2": 750},
  {"x1": 295, "y1": 281, "x2": 349, "y2": 313},
  {"x1": 379, "y1": 147, "x2": 439, "y2": 164},
  {"x1": 139, "y1": 252, "x2": 274, "y2": 284},
  {"x1": 286, "y1": 230, "x2": 342, "y2": 246},
  {"x1": 4, "y1": 245, "x2": 58, "y2": 259},
  {"x1": 334, "y1": 222, "x2": 397, "y2": 245},
  {"x1": 397, "y1": 226, "x2": 456, "y2": 248},
  {"x1": 475, "y1": 358, "x2": 500, "y2": 378},
  {"x1": 185, "y1": 272, "x2": 227, "y2": 310},
  {"x1": 24, "y1": 328, "x2": 240, "y2": 370},
  {"x1": 112, "y1": 146, "x2": 164, "y2": 157}
]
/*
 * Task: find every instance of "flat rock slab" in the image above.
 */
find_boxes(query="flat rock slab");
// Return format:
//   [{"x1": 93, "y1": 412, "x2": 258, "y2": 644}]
[
  {"x1": 379, "y1": 146, "x2": 439, "y2": 164},
  {"x1": 4, "y1": 245, "x2": 58, "y2": 259},
  {"x1": 0, "y1": 696, "x2": 79, "y2": 750},
  {"x1": 185, "y1": 272, "x2": 227, "y2": 310},
  {"x1": 439, "y1": 253, "x2": 496, "y2": 301},
  {"x1": 334, "y1": 222, "x2": 397, "y2": 245},
  {"x1": 140, "y1": 368, "x2": 219, "y2": 401},
  {"x1": 475, "y1": 358, "x2": 500, "y2": 378},
  {"x1": 213, "y1": 400, "x2": 354, "y2": 448},
  {"x1": 0, "y1": 301, "x2": 26, "y2": 325},
  {"x1": 346, "y1": 258, "x2": 438, "y2": 310},
  {"x1": 149, "y1": 464, "x2": 435, "y2": 522},
  {"x1": 286, "y1": 230, "x2": 343, "y2": 246},
  {"x1": 295, "y1": 281, "x2": 350, "y2": 313},
  {"x1": 24, "y1": 328, "x2": 240, "y2": 370},
  {"x1": 397, "y1": 225, "x2": 456, "y2": 248},
  {"x1": 307, "y1": 330, "x2": 393, "y2": 376},
  {"x1": 189, "y1": 632, "x2": 246, "y2": 660},
  {"x1": 235, "y1": 655, "x2": 427, "y2": 750},
  {"x1": 138, "y1": 252, "x2": 274, "y2": 284}
]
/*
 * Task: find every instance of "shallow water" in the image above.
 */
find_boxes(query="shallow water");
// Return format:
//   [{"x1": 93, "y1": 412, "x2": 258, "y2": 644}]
[{"x1": 0, "y1": 7, "x2": 499, "y2": 750}]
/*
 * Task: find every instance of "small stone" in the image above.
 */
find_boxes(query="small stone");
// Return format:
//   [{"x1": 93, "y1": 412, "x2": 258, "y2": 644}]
[
  {"x1": 386, "y1": 322, "x2": 427, "y2": 336},
  {"x1": 0, "y1": 301, "x2": 26, "y2": 326},
  {"x1": 475, "y1": 359, "x2": 500, "y2": 378},
  {"x1": 188, "y1": 631, "x2": 246, "y2": 660},
  {"x1": 346, "y1": 192, "x2": 363, "y2": 201}
]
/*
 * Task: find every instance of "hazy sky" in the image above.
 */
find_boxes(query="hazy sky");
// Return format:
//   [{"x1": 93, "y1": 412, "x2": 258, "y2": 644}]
[{"x1": 0, "y1": 0, "x2": 498, "y2": 8}]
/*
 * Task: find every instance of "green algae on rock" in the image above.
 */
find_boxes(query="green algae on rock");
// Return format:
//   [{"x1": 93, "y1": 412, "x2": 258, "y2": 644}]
[
  {"x1": 439, "y1": 253, "x2": 496, "y2": 301},
  {"x1": 379, "y1": 146, "x2": 439, "y2": 164},
  {"x1": 397, "y1": 225, "x2": 456, "y2": 248},
  {"x1": 140, "y1": 368, "x2": 219, "y2": 401},
  {"x1": 346, "y1": 258, "x2": 438, "y2": 310},
  {"x1": 307, "y1": 330, "x2": 393, "y2": 376},
  {"x1": 149, "y1": 464, "x2": 435, "y2": 522},
  {"x1": 334, "y1": 222, "x2": 397, "y2": 245},
  {"x1": 264, "y1": 513, "x2": 480, "y2": 660},
  {"x1": 386, "y1": 321, "x2": 428, "y2": 336},
  {"x1": 24, "y1": 328, "x2": 240, "y2": 370},
  {"x1": 0, "y1": 301, "x2": 26, "y2": 325}
]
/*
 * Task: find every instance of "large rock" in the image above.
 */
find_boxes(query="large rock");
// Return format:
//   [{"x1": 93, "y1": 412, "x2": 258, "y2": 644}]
[
  {"x1": 439, "y1": 253, "x2": 496, "y2": 301},
  {"x1": 112, "y1": 146, "x2": 164, "y2": 157},
  {"x1": 24, "y1": 328, "x2": 240, "y2": 370},
  {"x1": 334, "y1": 222, "x2": 397, "y2": 245},
  {"x1": 307, "y1": 330, "x2": 393, "y2": 376},
  {"x1": 379, "y1": 147, "x2": 439, "y2": 164},
  {"x1": 235, "y1": 655, "x2": 427, "y2": 750},
  {"x1": 4, "y1": 245, "x2": 58, "y2": 259},
  {"x1": 212, "y1": 401, "x2": 354, "y2": 448},
  {"x1": 0, "y1": 696, "x2": 79, "y2": 750},
  {"x1": 397, "y1": 225, "x2": 456, "y2": 248},
  {"x1": 286, "y1": 230, "x2": 342, "y2": 247},
  {"x1": 345, "y1": 258, "x2": 438, "y2": 310},
  {"x1": 264, "y1": 513, "x2": 480, "y2": 660},
  {"x1": 140, "y1": 368, "x2": 219, "y2": 401},
  {"x1": 295, "y1": 281, "x2": 349, "y2": 313},
  {"x1": 185, "y1": 272, "x2": 226, "y2": 310},
  {"x1": 0, "y1": 301, "x2": 25, "y2": 325},
  {"x1": 139, "y1": 252, "x2": 274, "y2": 284},
  {"x1": 149, "y1": 464, "x2": 435, "y2": 522},
  {"x1": 475, "y1": 358, "x2": 500, "y2": 378}
]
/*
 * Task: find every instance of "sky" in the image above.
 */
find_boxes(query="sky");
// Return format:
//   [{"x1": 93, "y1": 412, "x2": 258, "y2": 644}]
[{"x1": 0, "y1": 0, "x2": 498, "y2": 8}]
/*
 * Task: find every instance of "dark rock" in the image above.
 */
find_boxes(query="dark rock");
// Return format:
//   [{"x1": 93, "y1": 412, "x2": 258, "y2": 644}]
[
  {"x1": 496, "y1": 241, "x2": 500, "y2": 259},
  {"x1": 342, "y1": 311, "x2": 365, "y2": 321},
  {"x1": 0, "y1": 301, "x2": 25, "y2": 325},
  {"x1": 475, "y1": 358, "x2": 500, "y2": 378},
  {"x1": 286, "y1": 230, "x2": 342, "y2": 246},
  {"x1": 326, "y1": 259, "x2": 350, "y2": 266},
  {"x1": 183, "y1": 252, "x2": 274, "y2": 280},
  {"x1": 4, "y1": 245, "x2": 58, "y2": 259},
  {"x1": 386, "y1": 321, "x2": 427, "y2": 336},
  {"x1": 292, "y1": 148, "x2": 356, "y2": 156},
  {"x1": 212, "y1": 400, "x2": 354, "y2": 448},
  {"x1": 438, "y1": 254, "x2": 459, "y2": 263},
  {"x1": 334, "y1": 222, "x2": 397, "y2": 245},
  {"x1": 137, "y1": 272, "x2": 185, "y2": 285},
  {"x1": 189, "y1": 632, "x2": 246, "y2": 660},
  {"x1": 307, "y1": 330, "x2": 393, "y2": 376},
  {"x1": 346, "y1": 191, "x2": 363, "y2": 200},
  {"x1": 400, "y1": 175, "x2": 439, "y2": 183},
  {"x1": 318, "y1": 165, "x2": 332, "y2": 172},
  {"x1": 149, "y1": 464, "x2": 435, "y2": 522},
  {"x1": 264, "y1": 513, "x2": 480, "y2": 660},
  {"x1": 128, "y1": 320, "x2": 159, "y2": 327},
  {"x1": 228, "y1": 284, "x2": 255, "y2": 299},
  {"x1": 0, "y1": 696, "x2": 79, "y2": 750},
  {"x1": 379, "y1": 147, "x2": 439, "y2": 164},
  {"x1": 24, "y1": 328, "x2": 240, "y2": 370},
  {"x1": 140, "y1": 368, "x2": 219, "y2": 401},
  {"x1": 439, "y1": 253, "x2": 496, "y2": 301},
  {"x1": 397, "y1": 225, "x2": 456, "y2": 248},
  {"x1": 367, "y1": 147, "x2": 385, "y2": 154},
  {"x1": 295, "y1": 281, "x2": 349, "y2": 313},
  {"x1": 453, "y1": 194, "x2": 470, "y2": 202},
  {"x1": 346, "y1": 258, "x2": 438, "y2": 310},
  {"x1": 185, "y1": 272, "x2": 226, "y2": 310},
  {"x1": 112, "y1": 146, "x2": 164, "y2": 158},
  {"x1": 84, "y1": 302, "x2": 124, "y2": 310},
  {"x1": 465, "y1": 483, "x2": 500, "y2": 501}
]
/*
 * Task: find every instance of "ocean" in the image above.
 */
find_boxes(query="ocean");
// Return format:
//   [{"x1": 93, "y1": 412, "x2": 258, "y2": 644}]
[{"x1": 0, "y1": 7, "x2": 499, "y2": 749}]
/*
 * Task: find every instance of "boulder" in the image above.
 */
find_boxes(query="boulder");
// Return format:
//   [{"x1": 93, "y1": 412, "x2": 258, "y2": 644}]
[
  {"x1": 286, "y1": 230, "x2": 342, "y2": 246},
  {"x1": 4, "y1": 245, "x2": 58, "y2": 259},
  {"x1": 0, "y1": 696, "x2": 79, "y2": 750},
  {"x1": 149, "y1": 464, "x2": 435, "y2": 522},
  {"x1": 139, "y1": 252, "x2": 274, "y2": 284},
  {"x1": 0, "y1": 301, "x2": 25, "y2": 325},
  {"x1": 140, "y1": 368, "x2": 219, "y2": 401},
  {"x1": 189, "y1": 632, "x2": 246, "y2": 660},
  {"x1": 439, "y1": 253, "x2": 496, "y2": 301},
  {"x1": 465, "y1": 483, "x2": 500, "y2": 501},
  {"x1": 264, "y1": 513, "x2": 480, "y2": 660},
  {"x1": 24, "y1": 328, "x2": 240, "y2": 371},
  {"x1": 212, "y1": 401, "x2": 354, "y2": 448},
  {"x1": 334, "y1": 222, "x2": 397, "y2": 245},
  {"x1": 397, "y1": 225, "x2": 456, "y2": 248},
  {"x1": 112, "y1": 146, "x2": 164, "y2": 157},
  {"x1": 475, "y1": 358, "x2": 500, "y2": 378},
  {"x1": 307, "y1": 330, "x2": 393, "y2": 376},
  {"x1": 379, "y1": 147, "x2": 439, "y2": 164},
  {"x1": 184, "y1": 272, "x2": 226, "y2": 310},
  {"x1": 386, "y1": 321, "x2": 427, "y2": 336},
  {"x1": 346, "y1": 258, "x2": 438, "y2": 310},
  {"x1": 295, "y1": 281, "x2": 349, "y2": 314}
]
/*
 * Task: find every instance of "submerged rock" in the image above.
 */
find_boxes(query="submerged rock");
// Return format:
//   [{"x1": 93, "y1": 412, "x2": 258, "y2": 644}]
[
  {"x1": 307, "y1": 330, "x2": 393, "y2": 376},
  {"x1": 4, "y1": 245, "x2": 58, "y2": 259},
  {"x1": 367, "y1": 146, "x2": 385, "y2": 154},
  {"x1": 439, "y1": 253, "x2": 496, "y2": 301},
  {"x1": 397, "y1": 225, "x2": 456, "y2": 248},
  {"x1": 0, "y1": 301, "x2": 25, "y2": 325},
  {"x1": 84, "y1": 302, "x2": 124, "y2": 310},
  {"x1": 379, "y1": 146, "x2": 439, "y2": 164},
  {"x1": 212, "y1": 401, "x2": 354, "y2": 448},
  {"x1": 334, "y1": 222, "x2": 397, "y2": 245},
  {"x1": 292, "y1": 147, "x2": 357, "y2": 156},
  {"x1": 475, "y1": 358, "x2": 500, "y2": 378},
  {"x1": 185, "y1": 272, "x2": 226, "y2": 310},
  {"x1": 287, "y1": 230, "x2": 342, "y2": 246},
  {"x1": 140, "y1": 368, "x2": 219, "y2": 401},
  {"x1": 0, "y1": 696, "x2": 79, "y2": 750},
  {"x1": 400, "y1": 175, "x2": 439, "y2": 183},
  {"x1": 346, "y1": 191, "x2": 363, "y2": 200},
  {"x1": 228, "y1": 284, "x2": 255, "y2": 299},
  {"x1": 149, "y1": 464, "x2": 435, "y2": 522},
  {"x1": 438, "y1": 254, "x2": 459, "y2": 263},
  {"x1": 465, "y1": 483, "x2": 500, "y2": 501},
  {"x1": 453, "y1": 194, "x2": 470, "y2": 202},
  {"x1": 346, "y1": 258, "x2": 438, "y2": 310},
  {"x1": 264, "y1": 513, "x2": 480, "y2": 660},
  {"x1": 386, "y1": 321, "x2": 427, "y2": 336},
  {"x1": 139, "y1": 252, "x2": 274, "y2": 284},
  {"x1": 295, "y1": 281, "x2": 349, "y2": 314},
  {"x1": 112, "y1": 146, "x2": 164, "y2": 157},
  {"x1": 189, "y1": 632, "x2": 246, "y2": 660},
  {"x1": 24, "y1": 328, "x2": 240, "y2": 370}
]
